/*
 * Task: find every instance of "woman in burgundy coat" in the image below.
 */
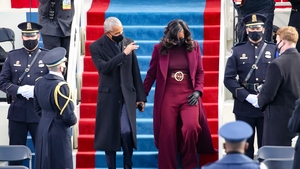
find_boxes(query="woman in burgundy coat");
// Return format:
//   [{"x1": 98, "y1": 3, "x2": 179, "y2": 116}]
[{"x1": 143, "y1": 19, "x2": 216, "y2": 169}]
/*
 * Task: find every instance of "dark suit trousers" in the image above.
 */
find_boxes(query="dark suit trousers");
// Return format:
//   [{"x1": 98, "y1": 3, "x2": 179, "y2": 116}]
[
  {"x1": 235, "y1": 115, "x2": 264, "y2": 159},
  {"x1": 158, "y1": 75, "x2": 200, "y2": 169},
  {"x1": 8, "y1": 120, "x2": 38, "y2": 165},
  {"x1": 105, "y1": 103, "x2": 134, "y2": 169}
]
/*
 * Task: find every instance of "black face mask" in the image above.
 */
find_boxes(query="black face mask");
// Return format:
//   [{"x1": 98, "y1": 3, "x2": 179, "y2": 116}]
[
  {"x1": 276, "y1": 40, "x2": 283, "y2": 54},
  {"x1": 177, "y1": 38, "x2": 185, "y2": 46},
  {"x1": 23, "y1": 39, "x2": 38, "y2": 51},
  {"x1": 111, "y1": 34, "x2": 124, "y2": 43},
  {"x1": 248, "y1": 31, "x2": 263, "y2": 41}
]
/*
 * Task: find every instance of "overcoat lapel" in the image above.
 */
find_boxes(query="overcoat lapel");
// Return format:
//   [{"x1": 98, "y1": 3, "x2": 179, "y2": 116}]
[
  {"x1": 159, "y1": 52, "x2": 170, "y2": 80},
  {"x1": 102, "y1": 36, "x2": 120, "y2": 57},
  {"x1": 187, "y1": 50, "x2": 196, "y2": 80}
]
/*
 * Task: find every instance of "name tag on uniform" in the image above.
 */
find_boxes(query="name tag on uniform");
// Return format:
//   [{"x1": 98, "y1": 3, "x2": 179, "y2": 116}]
[
  {"x1": 265, "y1": 51, "x2": 271, "y2": 58},
  {"x1": 13, "y1": 61, "x2": 21, "y2": 66},
  {"x1": 240, "y1": 53, "x2": 248, "y2": 59},
  {"x1": 62, "y1": 0, "x2": 71, "y2": 10}
]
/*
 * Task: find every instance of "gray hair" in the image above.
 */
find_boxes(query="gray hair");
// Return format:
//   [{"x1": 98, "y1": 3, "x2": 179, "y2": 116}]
[{"x1": 104, "y1": 17, "x2": 122, "y2": 32}]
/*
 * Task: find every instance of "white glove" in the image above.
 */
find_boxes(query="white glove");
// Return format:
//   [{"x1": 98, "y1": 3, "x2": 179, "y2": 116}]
[
  {"x1": 17, "y1": 85, "x2": 30, "y2": 94},
  {"x1": 252, "y1": 101, "x2": 260, "y2": 108},
  {"x1": 17, "y1": 85, "x2": 34, "y2": 99},
  {"x1": 22, "y1": 85, "x2": 34, "y2": 98},
  {"x1": 246, "y1": 94, "x2": 258, "y2": 105}
]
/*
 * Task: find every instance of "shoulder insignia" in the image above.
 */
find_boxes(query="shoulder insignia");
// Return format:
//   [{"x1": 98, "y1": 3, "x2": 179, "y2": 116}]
[
  {"x1": 233, "y1": 41, "x2": 246, "y2": 47},
  {"x1": 54, "y1": 81, "x2": 73, "y2": 115}
]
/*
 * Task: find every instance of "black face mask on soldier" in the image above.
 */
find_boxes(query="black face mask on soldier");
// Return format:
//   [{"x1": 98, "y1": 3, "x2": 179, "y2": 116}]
[
  {"x1": 248, "y1": 31, "x2": 263, "y2": 41},
  {"x1": 111, "y1": 34, "x2": 124, "y2": 43},
  {"x1": 23, "y1": 39, "x2": 38, "y2": 51}
]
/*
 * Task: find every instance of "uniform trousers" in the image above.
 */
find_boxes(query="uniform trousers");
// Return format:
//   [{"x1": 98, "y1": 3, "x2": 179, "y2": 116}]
[
  {"x1": 8, "y1": 120, "x2": 38, "y2": 165},
  {"x1": 105, "y1": 103, "x2": 134, "y2": 169},
  {"x1": 158, "y1": 74, "x2": 200, "y2": 169},
  {"x1": 235, "y1": 115, "x2": 264, "y2": 159}
]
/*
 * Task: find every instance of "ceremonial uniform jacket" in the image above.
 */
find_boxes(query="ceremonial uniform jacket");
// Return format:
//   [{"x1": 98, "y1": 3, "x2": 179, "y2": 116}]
[
  {"x1": 0, "y1": 48, "x2": 48, "y2": 122},
  {"x1": 224, "y1": 40, "x2": 276, "y2": 118}
]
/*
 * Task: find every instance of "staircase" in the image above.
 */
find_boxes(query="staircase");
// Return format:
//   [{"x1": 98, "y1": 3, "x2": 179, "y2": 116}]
[{"x1": 77, "y1": 0, "x2": 220, "y2": 168}]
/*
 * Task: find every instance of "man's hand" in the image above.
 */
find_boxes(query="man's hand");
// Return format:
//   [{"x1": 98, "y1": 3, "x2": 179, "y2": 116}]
[
  {"x1": 136, "y1": 101, "x2": 145, "y2": 112},
  {"x1": 124, "y1": 42, "x2": 139, "y2": 55},
  {"x1": 17, "y1": 85, "x2": 34, "y2": 99}
]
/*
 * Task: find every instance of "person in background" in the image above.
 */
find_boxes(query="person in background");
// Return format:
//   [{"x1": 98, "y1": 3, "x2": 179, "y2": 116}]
[
  {"x1": 224, "y1": 14, "x2": 276, "y2": 159},
  {"x1": 89, "y1": 17, "x2": 146, "y2": 169},
  {"x1": 0, "y1": 22, "x2": 49, "y2": 165},
  {"x1": 143, "y1": 19, "x2": 217, "y2": 169},
  {"x1": 38, "y1": 0, "x2": 74, "y2": 78},
  {"x1": 258, "y1": 26, "x2": 300, "y2": 146},
  {"x1": 34, "y1": 47, "x2": 77, "y2": 169},
  {"x1": 202, "y1": 121, "x2": 267, "y2": 169},
  {"x1": 288, "y1": 98, "x2": 300, "y2": 169},
  {"x1": 233, "y1": 0, "x2": 275, "y2": 42},
  {"x1": 288, "y1": 0, "x2": 300, "y2": 52}
]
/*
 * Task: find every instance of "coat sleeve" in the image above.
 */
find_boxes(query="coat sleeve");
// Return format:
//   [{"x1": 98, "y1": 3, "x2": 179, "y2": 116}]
[
  {"x1": 143, "y1": 44, "x2": 159, "y2": 96},
  {"x1": 288, "y1": 99, "x2": 300, "y2": 133},
  {"x1": 223, "y1": 50, "x2": 249, "y2": 102},
  {"x1": 258, "y1": 62, "x2": 282, "y2": 110},
  {"x1": 58, "y1": 83, "x2": 77, "y2": 127},
  {"x1": 0, "y1": 52, "x2": 19, "y2": 96},
  {"x1": 89, "y1": 43, "x2": 127, "y2": 75},
  {"x1": 194, "y1": 41, "x2": 204, "y2": 93},
  {"x1": 34, "y1": 81, "x2": 42, "y2": 117},
  {"x1": 132, "y1": 50, "x2": 147, "y2": 102}
]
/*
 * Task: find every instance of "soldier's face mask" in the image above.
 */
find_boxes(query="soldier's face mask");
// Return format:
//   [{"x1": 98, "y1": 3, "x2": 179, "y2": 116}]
[
  {"x1": 248, "y1": 31, "x2": 263, "y2": 42},
  {"x1": 23, "y1": 39, "x2": 38, "y2": 51}
]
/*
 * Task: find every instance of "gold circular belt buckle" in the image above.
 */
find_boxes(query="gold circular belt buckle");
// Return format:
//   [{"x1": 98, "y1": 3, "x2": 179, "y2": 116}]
[{"x1": 174, "y1": 71, "x2": 184, "y2": 81}]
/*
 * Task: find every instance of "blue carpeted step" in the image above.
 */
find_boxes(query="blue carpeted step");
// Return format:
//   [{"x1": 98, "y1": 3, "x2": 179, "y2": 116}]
[
  {"x1": 95, "y1": 151, "x2": 158, "y2": 168},
  {"x1": 136, "y1": 118, "x2": 153, "y2": 135},
  {"x1": 137, "y1": 135, "x2": 157, "y2": 151}
]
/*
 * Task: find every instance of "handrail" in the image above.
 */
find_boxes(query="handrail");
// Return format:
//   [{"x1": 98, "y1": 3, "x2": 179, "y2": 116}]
[{"x1": 66, "y1": 0, "x2": 83, "y2": 149}]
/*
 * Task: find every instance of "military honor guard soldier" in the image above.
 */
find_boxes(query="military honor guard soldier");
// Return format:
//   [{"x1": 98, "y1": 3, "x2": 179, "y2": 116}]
[
  {"x1": 202, "y1": 121, "x2": 267, "y2": 169},
  {"x1": 0, "y1": 22, "x2": 49, "y2": 165},
  {"x1": 34, "y1": 47, "x2": 77, "y2": 169},
  {"x1": 223, "y1": 13, "x2": 277, "y2": 159}
]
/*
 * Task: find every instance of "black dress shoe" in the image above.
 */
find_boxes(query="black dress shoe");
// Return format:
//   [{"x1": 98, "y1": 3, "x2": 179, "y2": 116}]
[{"x1": 124, "y1": 165, "x2": 132, "y2": 169}]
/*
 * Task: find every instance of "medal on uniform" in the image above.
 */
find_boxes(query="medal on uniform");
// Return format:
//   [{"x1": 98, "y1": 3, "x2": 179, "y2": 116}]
[
  {"x1": 13, "y1": 61, "x2": 21, "y2": 66},
  {"x1": 62, "y1": 0, "x2": 71, "y2": 10},
  {"x1": 240, "y1": 53, "x2": 248, "y2": 59}
]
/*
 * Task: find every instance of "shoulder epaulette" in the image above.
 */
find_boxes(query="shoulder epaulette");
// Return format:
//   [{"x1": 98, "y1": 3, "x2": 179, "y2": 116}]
[
  {"x1": 39, "y1": 47, "x2": 49, "y2": 52},
  {"x1": 7, "y1": 48, "x2": 22, "y2": 54},
  {"x1": 233, "y1": 41, "x2": 246, "y2": 47}
]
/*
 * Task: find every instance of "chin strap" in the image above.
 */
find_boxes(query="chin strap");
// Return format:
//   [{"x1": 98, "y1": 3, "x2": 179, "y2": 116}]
[{"x1": 54, "y1": 82, "x2": 73, "y2": 115}]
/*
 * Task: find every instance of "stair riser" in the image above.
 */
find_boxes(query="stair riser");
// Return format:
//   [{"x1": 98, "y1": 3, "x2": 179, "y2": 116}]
[
  {"x1": 81, "y1": 87, "x2": 218, "y2": 103},
  {"x1": 80, "y1": 103, "x2": 219, "y2": 119},
  {"x1": 82, "y1": 71, "x2": 218, "y2": 87},
  {"x1": 79, "y1": 118, "x2": 218, "y2": 135},
  {"x1": 86, "y1": 25, "x2": 206, "y2": 41},
  {"x1": 83, "y1": 55, "x2": 219, "y2": 72}
]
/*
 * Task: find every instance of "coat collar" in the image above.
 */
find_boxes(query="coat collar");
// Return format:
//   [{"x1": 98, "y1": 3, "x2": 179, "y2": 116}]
[{"x1": 43, "y1": 73, "x2": 64, "y2": 81}]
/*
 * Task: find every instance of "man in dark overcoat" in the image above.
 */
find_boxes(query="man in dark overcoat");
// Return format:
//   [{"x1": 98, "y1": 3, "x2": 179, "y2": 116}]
[
  {"x1": 0, "y1": 22, "x2": 49, "y2": 165},
  {"x1": 34, "y1": 47, "x2": 77, "y2": 169},
  {"x1": 224, "y1": 14, "x2": 276, "y2": 159},
  {"x1": 258, "y1": 26, "x2": 300, "y2": 146},
  {"x1": 89, "y1": 17, "x2": 146, "y2": 169},
  {"x1": 288, "y1": 98, "x2": 300, "y2": 169}
]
